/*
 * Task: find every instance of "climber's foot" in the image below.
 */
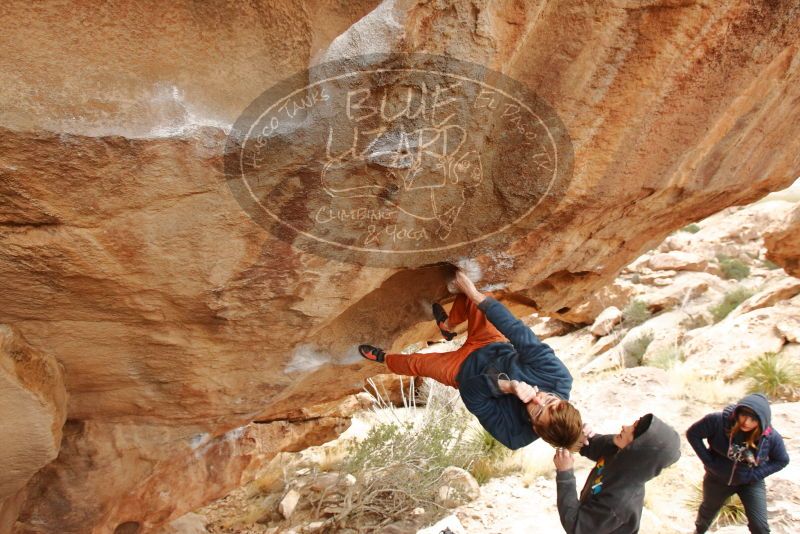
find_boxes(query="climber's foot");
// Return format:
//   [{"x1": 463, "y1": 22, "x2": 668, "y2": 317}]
[
  {"x1": 358, "y1": 344, "x2": 386, "y2": 363},
  {"x1": 432, "y1": 303, "x2": 457, "y2": 341}
]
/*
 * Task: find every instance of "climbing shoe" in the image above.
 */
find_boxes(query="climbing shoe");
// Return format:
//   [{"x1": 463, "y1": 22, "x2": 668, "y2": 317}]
[
  {"x1": 358, "y1": 344, "x2": 386, "y2": 363},
  {"x1": 432, "y1": 303, "x2": 457, "y2": 341}
]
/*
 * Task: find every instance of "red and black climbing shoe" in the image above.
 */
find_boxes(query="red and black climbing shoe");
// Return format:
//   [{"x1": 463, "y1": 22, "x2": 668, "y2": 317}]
[
  {"x1": 432, "y1": 303, "x2": 457, "y2": 341},
  {"x1": 358, "y1": 344, "x2": 386, "y2": 363}
]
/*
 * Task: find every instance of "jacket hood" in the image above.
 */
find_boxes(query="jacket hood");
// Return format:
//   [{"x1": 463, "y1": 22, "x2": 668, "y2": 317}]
[
  {"x1": 607, "y1": 414, "x2": 681, "y2": 484},
  {"x1": 726, "y1": 393, "x2": 772, "y2": 431}
]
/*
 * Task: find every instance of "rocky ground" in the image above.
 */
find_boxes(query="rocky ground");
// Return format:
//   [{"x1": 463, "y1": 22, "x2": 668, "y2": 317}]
[{"x1": 162, "y1": 198, "x2": 800, "y2": 533}]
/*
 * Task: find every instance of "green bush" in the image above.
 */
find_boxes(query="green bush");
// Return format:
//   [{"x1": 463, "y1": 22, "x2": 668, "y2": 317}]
[
  {"x1": 680, "y1": 313, "x2": 709, "y2": 331},
  {"x1": 681, "y1": 223, "x2": 701, "y2": 234},
  {"x1": 623, "y1": 300, "x2": 652, "y2": 326},
  {"x1": 648, "y1": 345, "x2": 684, "y2": 370},
  {"x1": 760, "y1": 258, "x2": 780, "y2": 270},
  {"x1": 686, "y1": 484, "x2": 746, "y2": 527},
  {"x1": 709, "y1": 287, "x2": 754, "y2": 323},
  {"x1": 465, "y1": 428, "x2": 512, "y2": 484},
  {"x1": 336, "y1": 383, "x2": 487, "y2": 529},
  {"x1": 741, "y1": 352, "x2": 800, "y2": 401},
  {"x1": 717, "y1": 254, "x2": 750, "y2": 281},
  {"x1": 624, "y1": 330, "x2": 655, "y2": 367}
]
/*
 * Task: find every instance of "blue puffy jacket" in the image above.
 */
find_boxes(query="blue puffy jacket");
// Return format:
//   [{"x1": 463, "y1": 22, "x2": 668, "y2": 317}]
[
  {"x1": 686, "y1": 393, "x2": 790, "y2": 485},
  {"x1": 456, "y1": 297, "x2": 573, "y2": 449}
]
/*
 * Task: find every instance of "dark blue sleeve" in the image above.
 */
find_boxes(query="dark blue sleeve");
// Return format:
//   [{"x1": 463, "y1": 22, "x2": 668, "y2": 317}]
[
  {"x1": 686, "y1": 413, "x2": 719, "y2": 466},
  {"x1": 478, "y1": 297, "x2": 573, "y2": 397},
  {"x1": 459, "y1": 374, "x2": 535, "y2": 450},
  {"x1": 745, "y1": 432, "x2": 790, "y2": 483}
]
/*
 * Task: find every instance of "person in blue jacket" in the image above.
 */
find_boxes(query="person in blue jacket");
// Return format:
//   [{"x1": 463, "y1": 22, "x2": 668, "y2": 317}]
[
  {"x1": 687, "y1": 393, "x2": 790, "y2": 534},
  {"x1": 359, "y1": 270, "x2": 583, "y2": 451}
]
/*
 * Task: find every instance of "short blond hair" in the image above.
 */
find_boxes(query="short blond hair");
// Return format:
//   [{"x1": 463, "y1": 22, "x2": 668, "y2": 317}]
[{"x1": 533, "y1": 400, "x2": 583, "y2": 452}]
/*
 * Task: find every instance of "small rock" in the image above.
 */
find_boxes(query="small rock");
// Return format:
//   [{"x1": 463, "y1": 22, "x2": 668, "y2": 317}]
[
  {"x1": 412, "y1": 507, "x2": 425, "y2": 515},
  {"x1": 776, "y1": 318, "x2": 800, "y2": 343},
  {"x1": 162, "y1": 512, "x2": 209, "y2": 534},
  {"x1": 435, "y1": 466, "x2": 480, "y2": 508},
  {"x1": 302, "y1": 522, "x2": 326, "y2": 533},
  {"x1": 527, "y1": 315, "x2": 576, "y2": 339},
  {"x1": 343, "y1": 473, "x2": 356, "y2": 486},
  {"x1": 383, "y1": 520, "x2": 420, "y2": 533},
  {"x1": 417, "y1": 514, "x2": 467, "y2": 534},
  {"x1": 279, "y1": 489, "x2": 301, "y2": 519},
  {"x1": 590, "y1": 306, "x2": 623, "y2": 337},
  {"x1": 309, "y1": 472, "x2": 340, "y2": 492},
  {"x1": 591, "y1": 333, "x2": 619, "y2": 356}
]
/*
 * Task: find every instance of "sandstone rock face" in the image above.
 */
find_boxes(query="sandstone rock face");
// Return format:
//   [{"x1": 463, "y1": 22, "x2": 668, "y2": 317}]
[
  {"x1": 766, "y1": 203, "x2": 800, "y2": 277},
  {"x1": 2, "y1": 1, "x2": 800, "y2": 531},
  {"x1": 0, "y1": 325, "x2": 66, "y2": 531}
]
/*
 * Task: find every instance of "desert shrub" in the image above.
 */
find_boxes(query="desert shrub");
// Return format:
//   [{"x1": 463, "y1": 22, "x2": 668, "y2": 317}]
[
  {"x1": 760, "y1": 258, "x2": 780, "y2": 270},
  {"x1": 623, "y1": 330, "x2": 655, "y2": 367},
  {"x1": 465, "y1": 428, "x2": 513, "y2": 484},
  {"x1": 331, "y1": 381, "x2": 485, "y2": 530},
  {"x1": 709, "y1": 287, "x2": 754, "y2": 323},
  {"x1": 686, "y1": 483, "x2": 746, "y2": 527},
  {"x1": 680, "y1": 313, "x2": 709, "y2": 331},
  {"x1": 681, "y1": 223, "x2": 701, "y2": 234},
  {"x1": 648, "y1": 345, "x2": 684, "y2": 370},
  {"x1": 623, "y1": 299, "x2": 652, "y2": 327},
  {"x1": 717, "y1": 254, "x2": 750, "y2": 281},
  {"x1": 741, "y1": 352, "x2": 800, "y2": 401}
]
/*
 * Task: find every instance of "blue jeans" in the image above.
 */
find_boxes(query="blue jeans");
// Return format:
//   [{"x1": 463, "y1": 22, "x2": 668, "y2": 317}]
[{"x1": 695, "y1": 473, "x2": 769, "y2": 534}]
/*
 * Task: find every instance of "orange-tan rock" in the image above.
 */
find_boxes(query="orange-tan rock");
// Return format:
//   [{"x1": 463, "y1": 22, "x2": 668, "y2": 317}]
[
  {"x1": 0, "y1": 326, "x2": 66, "y2": 533},
  {"x1": 766, "y1": 203, "x2": 800, "y2": 278},
  {"x1": 2, "y1": 1, "x2": 800, "y2": 532}
]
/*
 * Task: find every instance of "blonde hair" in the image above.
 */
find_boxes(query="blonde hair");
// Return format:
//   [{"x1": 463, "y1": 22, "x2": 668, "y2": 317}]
[{"x1": 533, "y1": 400, "x2": 583, "y2": 452}]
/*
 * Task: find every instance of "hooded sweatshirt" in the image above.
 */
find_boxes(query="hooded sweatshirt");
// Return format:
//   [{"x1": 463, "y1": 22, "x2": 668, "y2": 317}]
[
  {"x1": 556, "y1": 414, "x2": 681, "y2": 534},
  {"x1": 686, "y1": 393, "x2": 789, "y2": 486}
]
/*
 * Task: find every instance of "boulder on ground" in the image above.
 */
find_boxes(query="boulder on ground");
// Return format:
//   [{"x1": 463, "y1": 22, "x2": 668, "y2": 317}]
[
  {"x1": 525, "y1": 315, "x2": 577, "y2": 339},
  {"x1": 556, "y1": 282, "x2": 636, "y2": 324},
  {"x1": 279, "y1": 489, "x2": 301, "y2": 519},
  {"x1": 730, "y1": 278, "x2": 800, "y2": 319},
  {"x1": 161, "y1": 513, "x2": 209, "y2": 534},
  {"x1": 435, "y1": 467, "x2": 480, "y2": 508},
  {"x1": 648, "y1": 251, "x2": 708, "y2": 272},
  {"x1": 765, "y1": 203, "x2": 800, "y2": 277},
  {"x1": 682, "y1": 306, "x2": 790, "y2": 379},
  {"x1": 639, "y1": 272, "x2": 724, "y2": 311},
  {"x1": 590, "y1": 306, "x2": 623, "y2": 337}
]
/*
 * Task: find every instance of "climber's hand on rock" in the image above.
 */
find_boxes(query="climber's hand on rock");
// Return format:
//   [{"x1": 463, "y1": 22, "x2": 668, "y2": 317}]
[{"x1": 453, "y1": 270, "x2": 484, "y2": 303}]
